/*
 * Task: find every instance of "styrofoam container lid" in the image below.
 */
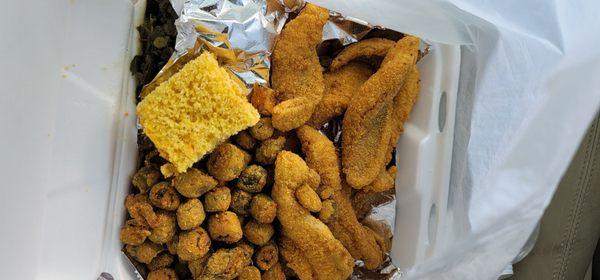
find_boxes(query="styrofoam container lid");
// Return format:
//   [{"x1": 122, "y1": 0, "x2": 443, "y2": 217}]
[
  {"x1": 0, "y1": 0, "x2": 144, "y2": 279},
  {"x1": 0, "y1": 0, "x2": 459, "y2": 279}
]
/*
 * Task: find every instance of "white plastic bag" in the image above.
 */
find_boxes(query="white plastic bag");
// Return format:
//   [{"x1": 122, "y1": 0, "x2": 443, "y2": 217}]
[
  {"x1": 309, "y1": 0, "x2": 600, "y2": 279},
  {"x1": 1, "y1": 0, "x2": 598, "y2": 279}
]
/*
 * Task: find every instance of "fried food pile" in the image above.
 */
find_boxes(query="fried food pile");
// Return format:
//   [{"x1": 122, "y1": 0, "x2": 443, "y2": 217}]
[{"x1": 124, "y1": 3, "x2": 421, "y2": 280}]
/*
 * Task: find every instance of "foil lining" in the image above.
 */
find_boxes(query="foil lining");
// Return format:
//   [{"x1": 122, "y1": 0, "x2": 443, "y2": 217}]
[
  {"x1": 323, "y1": 12, "x2": 373, "y2": 45},
  {"x1": 141, "y1": 0, "x2": 288, "y2": 98},
  {"x1": 139, "y1": 0, "x2": 402, "y2": 278},
  {"x1": 141, "y1": 0, "x2": 390, "y2": 98}
]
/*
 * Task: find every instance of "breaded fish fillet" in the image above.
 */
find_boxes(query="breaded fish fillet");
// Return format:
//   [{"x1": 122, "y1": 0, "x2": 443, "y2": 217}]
[
  {"x1": 330, "y1": 38, "x2": 396, "y2": 71},
  {"x1": 308, "y1": 62, "x2": 373, "y2": 127},
  {"x1": 271, "y1": 151, "x2": 354, "y2": 280},
  {"x1": 342, "y1": 36, "x2": 419, "y2": 189},
  {"x1": 296, "y1": 125, "x2": 386, "y2": 270},
  {"x1": 271, "y1": 4, "x2": 329, "y2": 131},
  {"x1": 279, "y1": 236, "x2": 316, "y2": 280}
]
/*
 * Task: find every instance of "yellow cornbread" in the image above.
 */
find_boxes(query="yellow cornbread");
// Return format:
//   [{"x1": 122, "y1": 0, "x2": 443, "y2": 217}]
[{"x1": 137, "y1": 52, "x2": 260, "y2": 172}]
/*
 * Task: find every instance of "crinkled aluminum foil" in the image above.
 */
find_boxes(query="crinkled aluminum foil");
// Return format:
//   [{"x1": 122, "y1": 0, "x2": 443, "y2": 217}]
[
  {"x1": 323, "y1": 11, "x2": 374, "y2": 45},
  {"x1": 353, "y1": 199, "x2": 401, "y2": 279},
  {"x1": 139, "y1": 0, "x2": 401, "y2": 278},
  {"x1": 141, "y1": 0, "x2": 389, "y2": 98},
  {"x1": 141, "y1": 0, "x2": 288, "y2": 98}
]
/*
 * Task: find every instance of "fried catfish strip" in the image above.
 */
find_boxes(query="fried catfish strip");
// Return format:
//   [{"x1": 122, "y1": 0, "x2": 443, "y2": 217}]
[
  {"x1": 387, "y1": 65, "x2": 420, "y2": 157},
  {"x1": 330, "y1": 38, "x2": 396, "y2": 71},
  {"x1": 328, "y1": 185, "x2": 386, "y2": 269},
  {"x1": 297, "y1": 125, "x2": 386, "y2": 269},
  {"x1": 271, "y1": 151, "x2": 353, "y2": 280},
  {"x1": 383, "y1": 36, "x2": 421, "y2": 161},
  {"x1": 363, "y1": 165, "x2": 397, "y2": 193},
  {"x1": 381, "y1": 35, "x2": 420, "y2": 67},
  {"x1": 296, "y1": 125, "x2": 342, "y2": 199},
  {"x1": 342, "y1": 36, "x2": 419, "y2": 189},
  {"x1": 308, "y1": 62, "x2": 373, "y2": 127},
  {"x1": 279, "y1": 236, "x2": 316, "y2": 280},
  {"x1": 271, "y1": 4, "x2": 329, "y2": 131}
]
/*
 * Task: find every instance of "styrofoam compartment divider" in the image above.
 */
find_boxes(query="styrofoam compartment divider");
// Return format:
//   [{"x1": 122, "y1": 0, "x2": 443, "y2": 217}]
[
  {"x1": 390, "y1": 43, "x2": 460, "y2": 270},
  {"x1": 38, "y1": 1, "x2": 459, "y2": 279}
]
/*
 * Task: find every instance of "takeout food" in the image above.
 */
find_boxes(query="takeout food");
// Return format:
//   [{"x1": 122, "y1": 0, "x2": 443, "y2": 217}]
[{"x1": 122, "y1": 2, "x2": 422, "y2": 279}]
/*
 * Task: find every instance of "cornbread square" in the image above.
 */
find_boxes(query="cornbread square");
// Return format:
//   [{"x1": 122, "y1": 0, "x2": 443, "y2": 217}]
[{"x1": 137, "y1": 52, "x2": 259, "y2": 172}]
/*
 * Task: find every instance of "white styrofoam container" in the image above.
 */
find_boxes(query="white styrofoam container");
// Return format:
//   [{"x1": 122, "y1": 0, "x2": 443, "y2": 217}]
[{"x1": 0, "y1": 0, "x2": 458, "y2": 279}]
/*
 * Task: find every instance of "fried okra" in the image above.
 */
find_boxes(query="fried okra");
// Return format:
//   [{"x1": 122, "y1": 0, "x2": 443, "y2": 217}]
[
  {"x1": 126, "y1": 241, "x2": 163, "y2": 264},
  {"x1": 149, "y1": 211, "x2": 177, "y2": 244},
  {"x1": 176, "y1": 198, "x2": 206, "y2": 230},
  {"x1": 149, "y1": 182, "x2": 180, "y2": 211},
  {"x1": 132, "y1": 166, "x2": 161, "y2": 194},
  {"x1": 204, "y1": 186, "x2": 232, "y2": 212},
  {"x1": 207, "y1": 211, "x2": 243, "y2": 244},
  {"x1": 188, "y1": 254, "x2": 209, "y2": 279},
  {"x1": 207, "y1": 143, "x2": 251, "y2": 182},
  {"x1": 147, "y1": 268, "x2": 178, "y2": 280},
  {"x1": 120, "y1": 219, "x2": 151, "y2": 246},
  {"x1": 250, "y1": 117, "x2": 275, "y2": 141},
  {"x1": 172, "y1": 168, "x2": 218, "y2": 198},
  {"x1": 125, "y1": 194, "x2": 159, "y2": 227},
  {"x1": 237, "y1": 165, "x2": 268, "y2": 193},
  {"x1": 261, "y1": 262, "x2": 285, "y2": 280},
  {"x1": 148, "y1": 253, "x2": 175, "y2": 271},
  {"x1": 235, "y1": 130, "x2": 257, "y2": 150},
  {"x1": 177, "y1": 227, "x2": 211, "y2": 261},
  {"x1": 250, "y1": 194, "x2": 277, "y2": 224},
  {"x1": 255, "y1": 136, "x2": 285, "y2": 165},
  {"x1": 243, "y1": 220, "x2": 274, "y2": 246},
  {"x1": 238, "y1": 240, "x2": 255, "y2": 259},
  {"x1": 255, "y1": 242, "x2": 279, "y2": 271},
  {"x1": 230, "y1": 189, "x2": 253, "y2": 216},
  {"x1": 204, "y1": 246, "x2": 252, "y2": 279},
  {"x1": 238, "y1": 266, "x2": 261, "y2": 280},
  {"x1": 166, "y1": 235, "x2": 178, "y2": 255},
  {"x1": 295, "y1": 184, "x2": 322, "y2": 212}
]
